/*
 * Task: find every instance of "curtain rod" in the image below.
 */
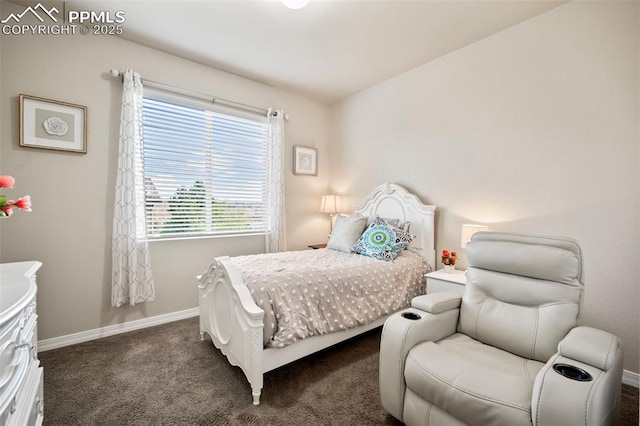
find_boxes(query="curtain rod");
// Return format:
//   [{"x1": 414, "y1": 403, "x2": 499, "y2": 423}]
[{"x1": 109, "y1": 69, "x2": 287, "y2": 119}]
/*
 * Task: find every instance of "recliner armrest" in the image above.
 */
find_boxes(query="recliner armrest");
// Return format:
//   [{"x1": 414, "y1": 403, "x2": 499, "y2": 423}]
[
  {"x1": 558, "y1": 326, "x2": 622, "y2": 371},
  {"x1": 411, "y1": 292, "x2": 462, "y2": 314},
  {"x1": 379, "y1": 306, "x2": 460, "y2": 422},
  {"x1": 532, "y1": 327, "x2": 624, "y2": 426}
]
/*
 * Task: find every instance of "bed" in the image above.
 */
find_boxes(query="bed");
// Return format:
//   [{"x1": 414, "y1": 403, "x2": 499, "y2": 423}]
[{"x1": 198, "y1": 183, "x2": 436, "y2": 404}]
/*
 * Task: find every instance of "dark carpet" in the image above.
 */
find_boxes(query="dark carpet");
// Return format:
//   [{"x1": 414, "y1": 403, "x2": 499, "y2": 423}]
[{"x1": 40, "y1": 317, "x2": 639, "y2": 425}]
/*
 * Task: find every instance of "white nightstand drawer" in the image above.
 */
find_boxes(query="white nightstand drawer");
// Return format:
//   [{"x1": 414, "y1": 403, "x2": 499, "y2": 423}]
[{"x1": 426, "y1": 270, "x2": 466, "y2": 294}]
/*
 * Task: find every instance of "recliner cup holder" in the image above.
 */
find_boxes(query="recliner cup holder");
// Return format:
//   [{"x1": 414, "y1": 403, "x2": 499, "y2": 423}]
[
  {"x1": 553, "y1": 363, "x2": 592, "y2": 382},
  {"x1": 401, "y1": 312, "x2": 421, "y2": 320}
]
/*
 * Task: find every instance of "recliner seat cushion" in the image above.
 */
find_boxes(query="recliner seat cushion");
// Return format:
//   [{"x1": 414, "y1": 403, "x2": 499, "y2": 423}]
[{"x1": 404, "y1": 334, "x2": 544, "y2": 426}]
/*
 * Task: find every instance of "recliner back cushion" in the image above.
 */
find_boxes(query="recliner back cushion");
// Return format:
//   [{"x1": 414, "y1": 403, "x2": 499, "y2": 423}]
[{"x1": 459, "y1": 241, "x2": 583, "y2": 362}]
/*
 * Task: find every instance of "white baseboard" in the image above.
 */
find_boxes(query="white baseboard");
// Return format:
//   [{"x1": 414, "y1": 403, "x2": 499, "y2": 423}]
[
  {"x1": 38, "y1": 307, "x2": 199, "y2": 352},
  {"x1": 622, "y1": 369, "x2": 639, "y2": 388}
]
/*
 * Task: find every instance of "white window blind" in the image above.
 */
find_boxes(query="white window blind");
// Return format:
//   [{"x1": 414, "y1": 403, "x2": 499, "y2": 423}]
[{"x1": 141, "y1": 96, "x2": 267, "y2": 239}]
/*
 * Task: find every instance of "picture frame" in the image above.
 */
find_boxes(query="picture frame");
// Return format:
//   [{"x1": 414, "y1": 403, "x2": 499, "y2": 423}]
[
  {"x1": 19, "y1": 94, "x2": 87, "y2": 153},
  {"x1": 293, "y1": 145, "x2": 317, "y2": 176}
]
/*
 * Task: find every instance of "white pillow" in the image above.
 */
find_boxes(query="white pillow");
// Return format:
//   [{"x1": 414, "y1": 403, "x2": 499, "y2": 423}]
[
  {"x1": 327, "y1": 215, "x2": 368, "y2": 253},
  {"x1": 366, "y1": 216, "x2": 411, "y2": 232}
]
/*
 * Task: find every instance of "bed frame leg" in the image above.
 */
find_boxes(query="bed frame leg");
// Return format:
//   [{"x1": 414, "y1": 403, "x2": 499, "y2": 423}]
[
  {"x1": 199, "y1": 331, "x2": 205, "y2": 341},
  {"x1": 252, "y1": 389, "x2": 261, "y2": 405}
]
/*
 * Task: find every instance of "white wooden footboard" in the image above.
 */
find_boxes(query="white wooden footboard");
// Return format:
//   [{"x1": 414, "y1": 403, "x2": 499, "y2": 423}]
[
  {"x1": 198, "y1": 256, "x2": 265, "y2": 405},
  {"x1": 198, "y1": 256, "x2": 395, "y2": 406}
]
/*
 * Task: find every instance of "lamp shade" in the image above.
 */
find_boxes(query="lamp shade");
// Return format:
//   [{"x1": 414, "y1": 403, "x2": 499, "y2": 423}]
[
  {"x1": 320, "y1": 195, "x2": 343, "y2": 214},
  {"x1": 461, "y1": 224, "x2": 488, "y2": 248}
]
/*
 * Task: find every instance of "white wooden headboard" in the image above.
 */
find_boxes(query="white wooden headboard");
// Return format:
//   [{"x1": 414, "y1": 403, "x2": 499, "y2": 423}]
[{"x1": 354, "y1": 183, "x2": 436, "y2": 269}]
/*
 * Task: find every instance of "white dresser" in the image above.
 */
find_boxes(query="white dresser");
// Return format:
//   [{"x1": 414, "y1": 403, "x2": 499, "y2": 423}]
[{"x1": 0, "y1": 261, "x2": 44, "y2": 426}]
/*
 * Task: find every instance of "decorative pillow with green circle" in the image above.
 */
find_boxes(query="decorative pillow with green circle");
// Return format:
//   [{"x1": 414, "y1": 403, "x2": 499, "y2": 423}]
[{"x1": 352, "y1": 216, "x2": 414, "y2": 261}]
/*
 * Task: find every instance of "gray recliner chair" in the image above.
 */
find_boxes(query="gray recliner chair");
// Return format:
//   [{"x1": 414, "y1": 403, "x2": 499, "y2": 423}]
[{"x1": 380, "y1": 232, "x2": 623, "y2": 426}]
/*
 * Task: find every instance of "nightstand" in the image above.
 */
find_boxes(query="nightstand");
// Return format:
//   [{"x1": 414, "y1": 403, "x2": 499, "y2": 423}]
[
  {"x1": 425, "y1": 269, "x2": 466, "y2": 294},
  {"x1": 308, "y1": 243, "x2": 327, "y2": 250}
]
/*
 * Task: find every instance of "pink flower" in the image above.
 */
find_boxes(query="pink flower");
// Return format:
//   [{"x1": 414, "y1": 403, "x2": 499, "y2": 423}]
[
  {"x1": 15, "y1": 196, "x2": 32, "y2": 212},
  {"x1": 0, "y1": 175, "x2": 15, "y2": 188},
  {"x1": 0, "y1": 175, "x2": 32, "y2": 219},
  {"x1": 1, "y1": 205, "x2": 13, "y2": 217}
]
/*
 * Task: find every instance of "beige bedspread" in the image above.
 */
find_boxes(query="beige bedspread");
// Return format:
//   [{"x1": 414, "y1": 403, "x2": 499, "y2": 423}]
[{"x1": 230, "y1": 248, "x2": 426, "y2": 348}]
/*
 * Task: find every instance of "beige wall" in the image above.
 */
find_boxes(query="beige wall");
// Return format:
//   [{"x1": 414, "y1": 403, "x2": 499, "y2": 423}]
[
  {"x1": 0, "y1": 0, "x2": 329, "y2": 340},
  {"x1": 328, "y1": 1, "x2": 639, "y2": 373}
]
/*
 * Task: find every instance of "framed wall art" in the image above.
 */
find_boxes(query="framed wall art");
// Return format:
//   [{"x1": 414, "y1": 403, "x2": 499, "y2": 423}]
[
  {"x1": 293, "y1": 145, "x2": 317, "y2": 176},
  {"x1": 19, "y1": 94, "x2": 87, "y2": 153}
]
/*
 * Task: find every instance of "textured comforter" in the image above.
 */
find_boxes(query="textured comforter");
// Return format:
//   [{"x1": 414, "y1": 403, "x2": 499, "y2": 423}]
[{"x1": 230, "y1": 248, "x2": 426, "y2": 348}]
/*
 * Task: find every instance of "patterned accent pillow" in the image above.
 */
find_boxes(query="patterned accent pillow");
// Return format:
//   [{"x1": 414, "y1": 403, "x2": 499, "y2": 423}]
[{"x1": 352, "y1": 216, "x2": 414, "y2": 261}]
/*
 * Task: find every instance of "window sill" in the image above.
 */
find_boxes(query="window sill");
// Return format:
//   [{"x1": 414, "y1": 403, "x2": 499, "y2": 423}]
[{"x1": 146, "y1": 232, "x2": 266, "y2": 243}]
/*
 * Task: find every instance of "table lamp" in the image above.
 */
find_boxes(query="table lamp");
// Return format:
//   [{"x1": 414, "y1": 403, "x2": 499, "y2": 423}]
[
  {"x1": 461, "y1": 224, "x2": 488, "y2": 248},
  {"x1": 320, "y1": 195, "x2": 343, "y2": 233}
]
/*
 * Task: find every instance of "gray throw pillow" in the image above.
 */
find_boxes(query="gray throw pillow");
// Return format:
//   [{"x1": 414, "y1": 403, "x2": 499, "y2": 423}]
[{"x1": 327, "y1": 215, "x2": 368, "y2": 252}]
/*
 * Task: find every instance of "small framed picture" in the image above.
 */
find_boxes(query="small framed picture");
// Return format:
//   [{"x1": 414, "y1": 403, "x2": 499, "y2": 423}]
[
  {"x1": 293, "y1": 145, "x2": 317, "y2": 176},
  {"x1": 19, "y1": 94, "x2": 87, "y2": 153}
]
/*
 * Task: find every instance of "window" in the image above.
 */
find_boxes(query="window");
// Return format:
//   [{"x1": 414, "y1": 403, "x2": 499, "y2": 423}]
[{"x1": 141, "y1": 94, "x2": 267, "y2": 239}]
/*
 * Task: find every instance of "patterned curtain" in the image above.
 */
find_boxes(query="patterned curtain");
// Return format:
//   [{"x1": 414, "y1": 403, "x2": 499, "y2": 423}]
[
  {"x1": 111, "y1": 69, "x2": 155, "y2": 307},
  {"x1": 265, "y1": 109, "x2": 287, "y2": 253}
]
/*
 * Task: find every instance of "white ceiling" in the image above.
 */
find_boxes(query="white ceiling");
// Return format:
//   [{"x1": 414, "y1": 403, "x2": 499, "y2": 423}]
[{"x1": 73, "y1": 0, "x2": 566, "y2": 103}]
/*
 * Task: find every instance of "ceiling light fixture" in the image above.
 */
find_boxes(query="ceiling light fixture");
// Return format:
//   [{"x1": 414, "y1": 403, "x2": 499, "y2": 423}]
[{"x1": 281, "y1": 0, "x2": 310, "y2": 10}]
